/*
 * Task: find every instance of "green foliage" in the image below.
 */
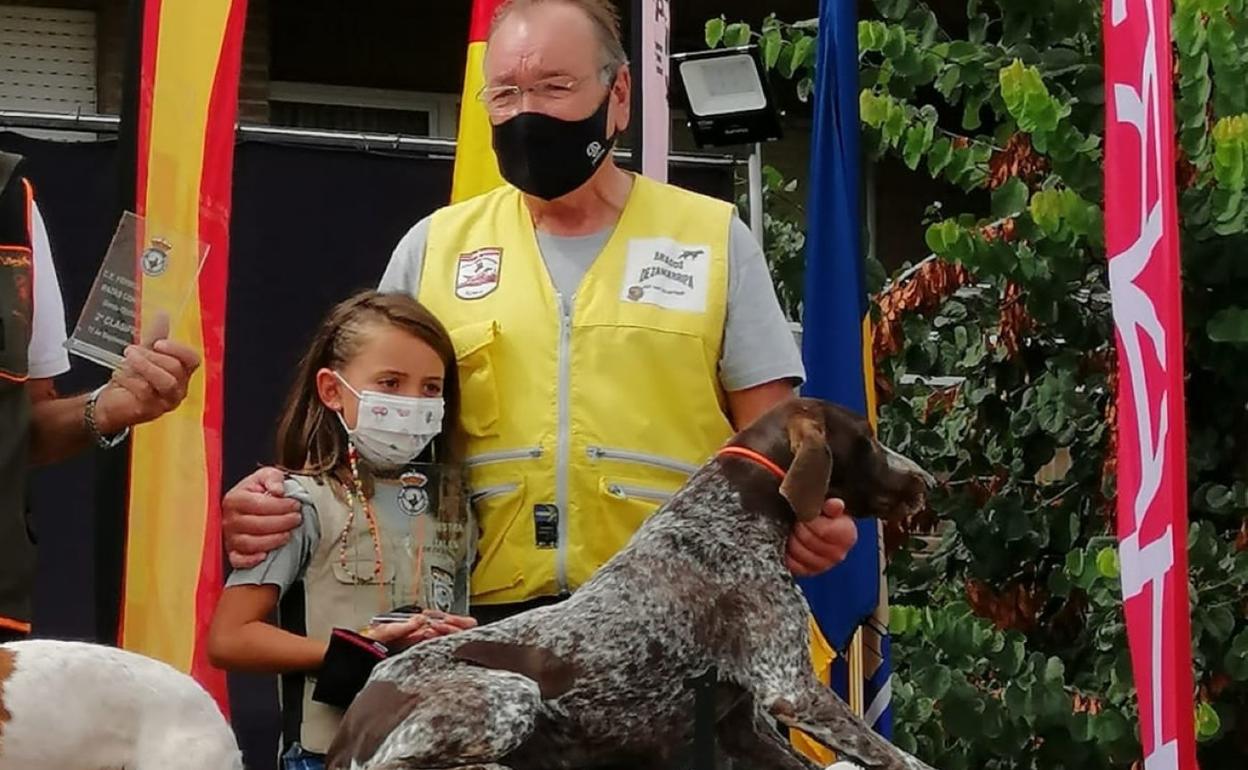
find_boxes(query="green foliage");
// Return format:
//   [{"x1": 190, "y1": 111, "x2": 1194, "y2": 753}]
[
  {"x1": 733, "y1": 164, "x2": 807, "y2": 320},
  {"x1": 710, "y1": 1, "x2": 1248, "y2": 767}
]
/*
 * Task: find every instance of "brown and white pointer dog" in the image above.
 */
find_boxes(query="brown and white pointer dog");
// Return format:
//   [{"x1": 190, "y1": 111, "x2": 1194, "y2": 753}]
[{"x1": 328, "y1": 398, "x2": 938, "y2": 770}]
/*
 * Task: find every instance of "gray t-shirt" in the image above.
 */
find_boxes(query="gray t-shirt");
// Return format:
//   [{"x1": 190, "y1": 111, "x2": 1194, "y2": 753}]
[
  {"x1": 226, "y1": 478, "x2": 321, "y2": 595},
  {"x1": 379, "y1": 214, "x2": 805, "y2": 392}
]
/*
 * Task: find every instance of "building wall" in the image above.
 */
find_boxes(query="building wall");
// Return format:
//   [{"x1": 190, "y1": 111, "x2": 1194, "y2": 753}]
[{"x1": 0, "y1": 0, "x2": 938, "y2": 270}]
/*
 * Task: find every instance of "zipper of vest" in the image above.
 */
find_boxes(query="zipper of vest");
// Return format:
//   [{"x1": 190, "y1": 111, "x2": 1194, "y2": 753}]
[
  {"x1": 464, "y1": 447, "x2": 543, "y2": 468},
  {"x1": 585, "y1": 446, "x2": 700, "y2": 476},
  {"x1": 605, "y1": 482, "x2": 673, "y2": 503},
  {"x1": 555, "y1": 291, "x2": 573, "y2": 595},
  {"x1": 469, "y1": 482, "x2": 521, "y2": 503}
]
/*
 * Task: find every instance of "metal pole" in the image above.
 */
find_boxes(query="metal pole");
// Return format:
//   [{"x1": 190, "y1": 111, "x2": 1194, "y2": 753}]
[
  {"x1": 0, "y1": 110, "x2": 739, "y2": 169},
  {"x1": 748, "y1": 142, "x2": 764, "y2": 241}
]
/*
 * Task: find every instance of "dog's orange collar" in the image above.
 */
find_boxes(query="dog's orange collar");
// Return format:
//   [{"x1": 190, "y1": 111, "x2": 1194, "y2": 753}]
[{"x1": 716, "y1": 446, "x2": 786, "y2": 481}]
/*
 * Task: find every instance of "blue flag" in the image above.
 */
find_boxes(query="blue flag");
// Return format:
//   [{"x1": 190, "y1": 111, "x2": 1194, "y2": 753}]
[{"x1": 797, "y1": 0, "x2": 893, "y2": 737}]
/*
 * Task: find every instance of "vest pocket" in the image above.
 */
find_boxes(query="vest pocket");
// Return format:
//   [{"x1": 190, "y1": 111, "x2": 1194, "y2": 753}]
[
  {"x1": 589, "y1": 476, "x2": 680, "y2": 570},
  {"x1": 330, "y1": 557, "x2": 396, "y2": 586},
  {"x1": 467, "y1": 479, "x2": 526, "y2": 597},
  {"x1": 450, "y1": 320, "x2": 500, "y2": 437}
]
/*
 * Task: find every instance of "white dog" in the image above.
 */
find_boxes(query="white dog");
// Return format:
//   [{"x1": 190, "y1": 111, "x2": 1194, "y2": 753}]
[{"x1": 0, "y1": 639, "x2": 242, "y2": 770}]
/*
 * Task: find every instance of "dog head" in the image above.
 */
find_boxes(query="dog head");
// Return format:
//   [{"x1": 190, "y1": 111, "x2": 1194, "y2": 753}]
[{"x1": 726, "y1": 397, "x2": 933, "y2": 523}]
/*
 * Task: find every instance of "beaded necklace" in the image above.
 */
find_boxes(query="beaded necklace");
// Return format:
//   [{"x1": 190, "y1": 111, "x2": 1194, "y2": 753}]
[{"x1": 336, "y1": 441, "x2": 385, "y2": 582}]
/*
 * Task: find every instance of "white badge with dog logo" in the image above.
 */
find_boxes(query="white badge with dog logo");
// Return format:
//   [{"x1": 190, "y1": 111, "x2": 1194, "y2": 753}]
[
  {"x1": 398, "y1": 471, "x2": 431, "y2": 517},
  {"x1": 620, "y1": 238, "x2": 710, "y2": 313},
  {"x1": 455, "y1": 247, "x2": 502, "y2": 300}
]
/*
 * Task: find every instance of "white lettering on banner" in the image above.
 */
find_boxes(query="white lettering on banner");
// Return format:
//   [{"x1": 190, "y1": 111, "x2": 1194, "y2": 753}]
[
  {"x1": 639, "y1": 0, "x2": 670, "y2": 182},
  {"x1": 1105, "y1": 0, "x2": 1195, "y2": 768}
]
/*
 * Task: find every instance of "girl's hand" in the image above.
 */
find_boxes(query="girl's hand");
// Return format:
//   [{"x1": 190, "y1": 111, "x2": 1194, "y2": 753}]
[
  {"x1": 361, "y1": 616, "x2": 432, "y2": 649},
  {"x1": 362, "y1": 612, "x2": 478, "y2": 650},
  {"x1": 398, "y1": 611, "x2": 479, "y2": 645},
  {"x1": 421, "y1": 610, "x2": 478, "y2": 636}
]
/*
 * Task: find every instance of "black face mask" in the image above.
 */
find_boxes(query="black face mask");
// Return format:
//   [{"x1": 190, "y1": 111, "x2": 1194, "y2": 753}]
[{"x1": 491, "y1": 93, "x2": 616, "y2": 201}]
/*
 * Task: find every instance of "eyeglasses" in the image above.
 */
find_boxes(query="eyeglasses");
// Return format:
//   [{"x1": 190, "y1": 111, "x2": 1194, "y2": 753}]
[{"x1": 476, "y1": 66, "x2": 615, "y2": 116}]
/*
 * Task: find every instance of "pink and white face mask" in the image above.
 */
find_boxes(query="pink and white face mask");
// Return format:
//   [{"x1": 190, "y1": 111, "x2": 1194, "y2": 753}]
[{"x1": 334, "y1": 372, "x2": 444, "y2": 469}]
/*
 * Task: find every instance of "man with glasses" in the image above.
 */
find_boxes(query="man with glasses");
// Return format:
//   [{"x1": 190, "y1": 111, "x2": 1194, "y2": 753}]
[{"x1": 221, "y1": 0, "x2": 858, "y2": 624}]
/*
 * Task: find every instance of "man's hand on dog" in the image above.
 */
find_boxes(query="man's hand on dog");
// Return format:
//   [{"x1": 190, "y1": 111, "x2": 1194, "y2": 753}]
[{"x1": 786, "y1": 497, "x2": 857, "y2": 577}]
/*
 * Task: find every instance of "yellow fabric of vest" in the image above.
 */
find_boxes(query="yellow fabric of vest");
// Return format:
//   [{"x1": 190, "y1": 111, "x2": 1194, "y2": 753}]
[{"x1": 420, "y1": 176, "x2": 734, "y2": 605}]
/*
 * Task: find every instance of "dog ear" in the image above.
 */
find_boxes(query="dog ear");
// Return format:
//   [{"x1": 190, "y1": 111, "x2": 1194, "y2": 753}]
[{"x1": 779, "y1": 413, "x2": 832, "y2": 521}]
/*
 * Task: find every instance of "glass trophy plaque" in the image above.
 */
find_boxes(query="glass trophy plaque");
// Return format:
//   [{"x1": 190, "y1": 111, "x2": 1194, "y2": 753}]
[{"x1": 65, "y1": 211, "x2": 208, "y2": 370}]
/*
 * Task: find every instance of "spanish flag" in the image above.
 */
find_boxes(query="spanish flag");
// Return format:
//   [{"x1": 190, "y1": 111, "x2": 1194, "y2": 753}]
[
  {"x1": 451, "y1": 0, "x2": 507, "y2": 203},
  {"x1": 114, "y1": 0, "x2": 249, "y2": 712}
]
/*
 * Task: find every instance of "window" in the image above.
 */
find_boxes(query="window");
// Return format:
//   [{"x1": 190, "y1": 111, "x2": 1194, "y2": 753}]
[
  {"x1": 0, "y1": 5, "x2": 97, "y2": 140},
  {"x1": 0, "y1": 5, "x2": 96, "y2": 112}
]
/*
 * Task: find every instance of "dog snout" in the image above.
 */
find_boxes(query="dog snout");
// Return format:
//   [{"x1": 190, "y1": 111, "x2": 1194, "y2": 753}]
[{"x1": 880, "y1": 444, "x2": 936, "y2": 488}]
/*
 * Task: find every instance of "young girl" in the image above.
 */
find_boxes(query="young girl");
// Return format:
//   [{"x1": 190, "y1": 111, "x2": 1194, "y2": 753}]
[{"x1": 209, "y1": 291, "x2": 477, "y2": 770}]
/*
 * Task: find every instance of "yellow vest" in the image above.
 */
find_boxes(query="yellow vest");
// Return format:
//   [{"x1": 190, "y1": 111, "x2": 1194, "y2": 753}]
[{"x1": 420, "y1": 175, "x2": 735, "y2": 604}]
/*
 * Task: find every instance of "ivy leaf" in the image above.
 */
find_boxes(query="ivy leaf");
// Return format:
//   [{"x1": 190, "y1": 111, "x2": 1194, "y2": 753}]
[
  {"x1": 943, "y1": 146, "x2": 971, "y2": 184},
  {"x1": 878, "y1": 0, "x2": 912, "y2": 20},
  {"x1": 762, "y1": 165, "x2": 784, "y2": 191},
  {"x1": 1207, "y1": 307, "x2": 1248, "y2": 342},
  {"x1": 860, "y1": 91, "x2": 886, "y2": 127},
  {"x1": 968, "y1": 14, "x2": 989, "y2": 43},
  {"x1": 883, "y1": 103, "x2": 908, "y2": 148},
  {"x1": 947, "y1": 41, "x2": 981, "y2": 63},
  {"x1": 935, "y1": 65, "x2": 962, "y2": 99},
  {"x1": 991, "y1": 178, "x2": 1030, "y2": 218},
  {"x1": 775, "y1": 40, "x2": 798, "y2": 79},
  {"x1": 1202, "y1": 605, "x2": 1236, "y2": 642},
  {"x1": 1065, "y1": 548, "x2": 1086, "y2": 579},
  {"x1": 1092, "y1": 710, "x2": 1129, "y2": 744},
  {"x1": 1204, "y1": 483, "x2": 1234, "y2": 511},
  {"x1": 1225, "y1": 631, "x2": 1248, "y2": 680},
  {"x1": 949, "y1": 228, "x2": 975, "y2": 263},
  {"x1": 1070, "y1": 711, "x2": 1095, "y2": 743},
  {"x1": 883, "y1": 25, "x2": 909, "y2": 59},
  {"x1": 903, "y1": 120, "x2": 935, "y2": 170},
  {"x1": 962, "y1": 93, "x2": 986, "y2": 131},
  {"x1": 1043, "y1": 656, "x2": 1065, "y2": 684},
  {"x1": 917, "y1": 9, "x2": 939, "y2": 46},
  {"x1": 1041, "y1": 47, "x2": 1083, "y2": 74},
  {"x1": 792, "y1": 35, "x2": 816, "y2": 73},
  {"x1": 1096, "y1": 547, "x2": 1120, "y2": 580},
  {"x1": 705, "y1": 18, "x2": 725, "y2": 49},
  {"x1": 915, "y1": 663, "x2": 953, "y2": 698},
  {"x1": 859, "y1": 20, "x2": 887, "y2": 53},
  {"x1": 1000, "y1": 58, "x2": 1060, "y2": 134},
  {"x1": 797, "y1": 76, "x2": 814, "y2": 103},
  {"x1": 928, "y1": 137, "x2": 954, "y2": 177},
  {"x1": 1196, "y1": 702, "x2": 1222, "y2": 741},
  {"x1": 762, "y1": 29, "x2": 783, "y2": 70},
  {"x1": 724, "y1": 22, "x2": 751, "y2": 48}
]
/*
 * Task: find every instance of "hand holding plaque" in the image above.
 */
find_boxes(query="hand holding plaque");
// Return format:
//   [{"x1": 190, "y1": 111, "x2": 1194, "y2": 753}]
[{"x1": 65, "y1": 211, "x2": 207, "y2": 370}]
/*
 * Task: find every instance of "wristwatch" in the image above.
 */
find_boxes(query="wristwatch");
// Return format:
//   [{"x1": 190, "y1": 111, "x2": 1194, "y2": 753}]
[{"x1": 85, "y1": 385, "x2": 130, "y2": 449}]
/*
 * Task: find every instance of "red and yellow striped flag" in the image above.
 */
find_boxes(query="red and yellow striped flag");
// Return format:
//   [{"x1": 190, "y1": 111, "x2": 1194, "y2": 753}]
[
  {"x1": 451, "y1": 0, "x2": 506, "y2": 203},
  {"x1": 118, "y1": 0, "x2": 249, "y2": 712}
]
